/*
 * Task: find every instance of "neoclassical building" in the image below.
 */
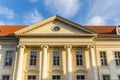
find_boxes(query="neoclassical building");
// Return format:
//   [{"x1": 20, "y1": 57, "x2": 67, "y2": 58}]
[{"x1": 0, "y1": 15, "x2": 120, "y2": 80}]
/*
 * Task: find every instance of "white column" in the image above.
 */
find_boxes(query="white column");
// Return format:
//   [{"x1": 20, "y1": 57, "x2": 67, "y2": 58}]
[
  {"x1": 90, "y1": 46, "x2": 98, "y2": 80},
  {"x1": 16, "y1": 46, "x2": 25, "y2": 80},
  {"x1": 65, "y1": 45, "x2": 73, "y2": 80},
  {"x1": 41, "y1": 45, "x2": 48, "y2": 80}
]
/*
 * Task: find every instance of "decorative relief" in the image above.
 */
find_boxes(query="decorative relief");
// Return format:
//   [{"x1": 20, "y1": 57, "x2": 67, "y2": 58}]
[
  {"x1": 75, "y1": 69, "x2": 87, "y2": 73},
  {"x1": 51, "y1": 69, "x2": 63, "y2": 73}
]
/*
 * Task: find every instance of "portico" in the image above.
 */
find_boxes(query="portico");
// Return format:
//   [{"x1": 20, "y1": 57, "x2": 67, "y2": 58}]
[{"x1": 14, "y1": 15, "x2": 98, "y2": 80}]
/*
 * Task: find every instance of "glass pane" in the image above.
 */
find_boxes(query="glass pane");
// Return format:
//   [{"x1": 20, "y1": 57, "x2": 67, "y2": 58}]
[
  {"x1": 53, "y1": 51, "x2": 60, "y2": 66},
  {"x1": 5, "y1": 51, "x2": 13, "y2": 66},
  {"x1": 103, "y1": 75, "x2": 110, "y2": 80},
  {"x1": 76, "y1": 75, "x2": 85, "y2": 80},
  {"x1": 3, "y1": 75, "x2": 9, "y2": 80},
  {"x1": 30, "y1": 51, "x2": 37, "y2": 65},
  {"x1": 52, "y1": 75, "x2": 60, "y2": 80},
  {"x1": 28, "y1": 75, "x2": 36, "y2": 80},
  {"x1": 76, "y1": 51, "x2": 83, "y2": 66}
]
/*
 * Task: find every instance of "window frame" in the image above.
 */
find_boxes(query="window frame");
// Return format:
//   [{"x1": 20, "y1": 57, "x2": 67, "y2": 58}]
[
  {"x1": 4, "y1": 51, "x2": 14, "y2": 66},
  {"x1": 76, "y1": 75, "x2": 85, "y2": 80},
  {"x1": 100, "y1": 51, "x2": 108, "y2": 66},
  {"x1": 28, "y1": 75, "x2": 36, "y2": 80},
  {"x1": 52, "y1": 50, "x2": 61, "y2": 66},
  {"x1": 2, "y1": 75, "x2": 10, "y2": 80},
  {"x1": 118, "y1": 75, "x2": 120, "y2": 80},
  {"x1": 29, "y1": 50, "x2": 38, "y2": 66},
  {"x1": 114, "y1": 51, "x2": 120, "y2": 66},
  {"x1": 52, "y1": 75, "x2": 61, "y2": 80},
  {"x1": 75, "y1": 50, "x2": 84, "y2": 66},
  {"x1": 102, "y1": 75, "x2": 110, "y2": 80}
]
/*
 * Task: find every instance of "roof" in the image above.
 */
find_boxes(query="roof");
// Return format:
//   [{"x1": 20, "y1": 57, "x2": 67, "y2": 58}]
[
  {"x1": 85, "y1": 26, "x2": 120, "y2": 37},
  {"x1": 0, "y1": 25, "x2": 118, "y2": 37},
  {"x1": 0, "y1": 25, "x2": 27, "y2": 36},
  {"x1": 86, "y1": 26, "x2": 116, "y2": 34}
]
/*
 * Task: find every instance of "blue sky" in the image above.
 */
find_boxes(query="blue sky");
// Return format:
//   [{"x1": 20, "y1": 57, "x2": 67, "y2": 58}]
[{"x1": 0, "y1": 0, "x2": 120, "y2": 25}]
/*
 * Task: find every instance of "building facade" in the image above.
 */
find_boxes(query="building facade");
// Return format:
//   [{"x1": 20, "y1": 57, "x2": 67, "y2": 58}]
[{"x1": 0, "y1": 15, "x2": 120, "y2": 80}]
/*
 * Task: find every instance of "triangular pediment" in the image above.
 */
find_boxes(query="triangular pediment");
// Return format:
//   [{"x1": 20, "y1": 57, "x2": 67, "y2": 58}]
[{"x1": 15, "y1": 15, "x2": 97, "y2": 36}]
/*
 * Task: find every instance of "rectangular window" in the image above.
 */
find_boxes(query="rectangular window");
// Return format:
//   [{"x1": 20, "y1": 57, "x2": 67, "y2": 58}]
[
  {"x1": 52, "y1": 75, "x2": 61, "y2": 80},
  {"x1": 28, "y1": 75, "x2": 36, "y2": 80},
  {"x1": 30, "y1": 51, "x2": 37, "y2": 65},
  {"x1": 100, "y1": 51, "x2": 107, "y2": 66},
  {"x1": 103, "y1": 75, "x2": 110, "y2": 80},
  {"x1": 5, "y1": 51, "x2": 13, "y2": 66},
  {"x1": 76, "y1": 51, "x2": 83, "y2": 65},
  {"x1": 76, "y1": 75, "x2": 85, "y2": 80},
  {"x1": 2, "y1": 75, "x2": 10, "y2": 80},
  {"x1": 53, "y1": 51, "x2": 61, "y2": 66},
  {"x1": 114, "y1": 52, "x2": 120, "y2": 66}
]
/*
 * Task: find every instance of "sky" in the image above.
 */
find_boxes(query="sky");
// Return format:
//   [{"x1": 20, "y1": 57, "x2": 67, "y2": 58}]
[{"x1": 0, "y1": 0, "x2": 120, "y2": 26}]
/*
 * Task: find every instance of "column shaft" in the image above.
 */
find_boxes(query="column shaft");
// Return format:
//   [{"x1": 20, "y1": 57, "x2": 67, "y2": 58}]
[
  {"x1": 90, "y1": 46, "x2": 98, "y2": 80},
  {"x1": 41, "y1": 46, "x2": 48, "y2": 80},
  {"x1": 16, "y1": 46, "x2": 24, "y2": 80},
  {"x1": 66, "y1": 46, "x2": 72, "y2": 80}
]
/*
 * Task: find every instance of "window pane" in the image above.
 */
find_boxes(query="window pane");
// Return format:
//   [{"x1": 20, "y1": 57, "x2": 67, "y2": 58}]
[
  {"x1": 100, "y1": 51, "x2": 107, "y2": 66},
  {"x1": 76, "y1": 51, "x2": 83, "y2": 65},
  {"x1": 52, "y1": 75, "x2": 61, "y2": 80},
  {"x1": 28, "y1": 75, "x2": 36, "y2": 80},
  {"x1": 53, "y1": 51, "x2": 60, "y2": 66},
  {"x1": 103, "y1": 75, "x2": 110, "y2": 80},
  {"x1": 76, "y1": 75, "x2": 85, "y2": 80},
  {"x1": 2, "y1": 75, "x2": 10, "y2": 80},
  {"x1": 5, "y1": 51, "x2": 13, "y2": 66},
  {"x1": 114, "y1": 52, "x2": 120, "y2": 66},
  {"x1": 30, "y1": 51, "x2": 37, "y2": 65}
]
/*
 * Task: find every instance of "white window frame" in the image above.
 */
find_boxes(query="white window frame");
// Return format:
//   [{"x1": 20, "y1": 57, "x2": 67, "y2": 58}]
[
  {"x1": 4, "y1": 51, "x2": 14, "y2": 66},
  {"x1": 28, "y1": 75, "x2": 36, "y2": 80},
  {"x1": 100, "y1": 51, "x2": 107, "y2": 66},
  {"x1": 114, "y1": 52, "x2": 120, "y2": 66},
  {"x1": 29, "y1": 50, "x2": 38, "y2": 66},
  {"x1": 75, "y1": 50, "x2": 84, "y2": 66},
  {"x1": 53, "y1": 50, "x2": 61, "y2": 66},
  {"x1": 76, "y1": 75, "x2": 85, "y2": 80},
  {"x1": 2, "y1": 75, "x2": 10, "y2": 80},
  {"x1": 52, "y1": 75, "x2": 61, "y2": 80},
  {"x1": 102, "y1": 75, "x2": 110, "y2": 80}
]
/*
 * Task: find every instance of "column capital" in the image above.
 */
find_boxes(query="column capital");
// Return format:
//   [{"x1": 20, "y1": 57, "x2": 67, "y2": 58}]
[
  {"x1": 17, "y1": 45, "x2": 26, "y2": 49},
  {"x1": 41, "y1": 45, "x2": 49, "y2": 49},
  {"x1": 87, "y1": 45, "x2": 95, "y2": 49},
  {"x1": 64, "y1": 45, "x2": 72, "y2": 49}
]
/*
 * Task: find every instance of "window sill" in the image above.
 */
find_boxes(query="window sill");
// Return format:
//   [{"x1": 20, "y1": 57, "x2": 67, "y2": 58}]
[
  {"x1": 3, "y1": 66, "x2": 12, "y2": 69},
  {"x1": 76, "y1": 65, "x2": 86, "y2": 69},
  {"x1": 100, "y1": 65, "x2": 109, "y2": 69},
  {"x1": 116, "y1": 65, "x2": 120, "y2": 69}
]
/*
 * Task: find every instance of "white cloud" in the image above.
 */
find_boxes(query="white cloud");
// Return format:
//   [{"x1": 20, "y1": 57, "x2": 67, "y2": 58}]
[
  {"x1": 87, "y1": 16, "x2": 106, "y2": 25},
  {"x1": 113, "y1": 18, "x2": 120, "y2": 25},
  {"x1": 0, "y1": 21, "x2": 17, "y2": 25},
  {"x1": 0, "y1": 6, "x2": 14, "y2": 19},
  {"x1": 44, "y1": 0, "x2": 81, "y2": 18},
  {"x1": 23, "y1": 8, "x2": 43, "y2": 25},
  {"x1": 29, "y1": 0, "x2": 38, "y2": 3},
  {"x1": 86, "y1": 0, "x2": 120, "y2": 25},
  {"x1": 0, "y1": 21, "x2": 5, "y2": 25}
]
